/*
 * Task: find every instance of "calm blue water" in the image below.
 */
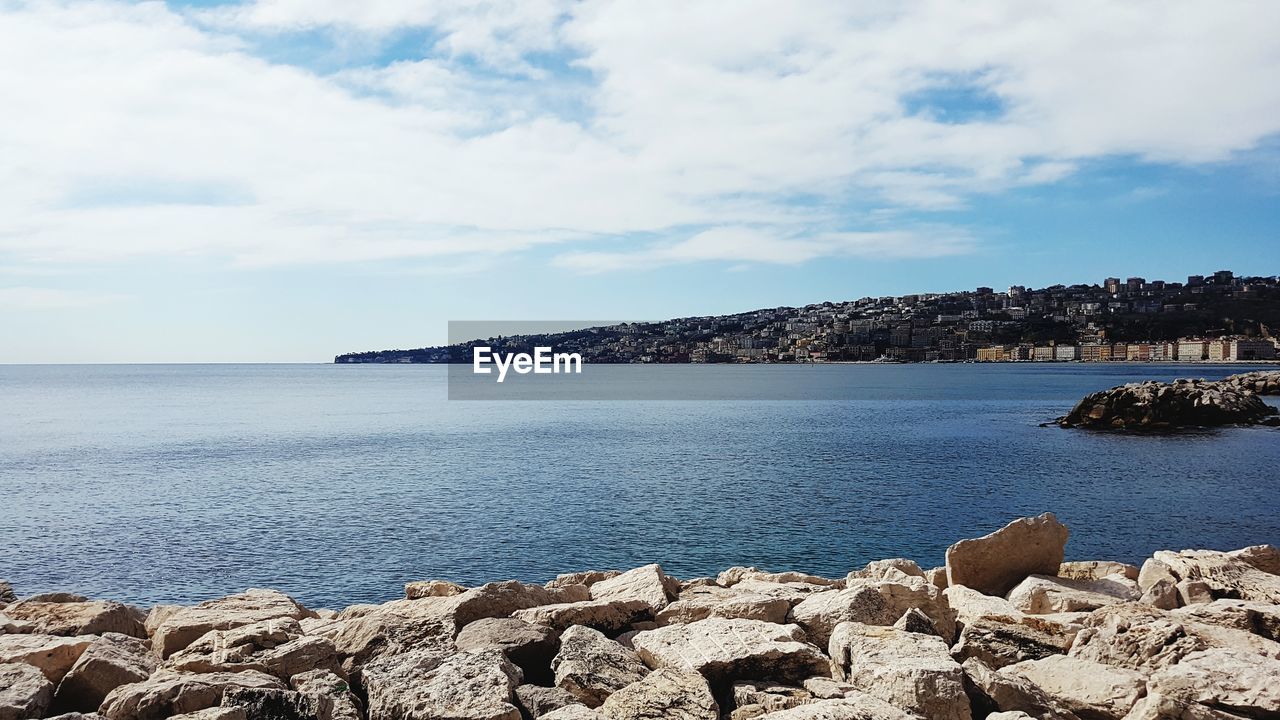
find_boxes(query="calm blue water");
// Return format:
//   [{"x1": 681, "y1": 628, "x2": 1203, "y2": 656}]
[{"x1": 1, "y1": 363, "x2": 1277, "y2": 609}]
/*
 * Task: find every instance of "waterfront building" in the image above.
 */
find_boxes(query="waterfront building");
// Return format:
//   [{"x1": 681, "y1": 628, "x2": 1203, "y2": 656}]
[
  {"x1": 1054, "y1": 345, "x2": 1080, "y2": 361},
  {"x1": 976, "y1": 346, "x2": 1007, "y2": 362},
  {"x1": 1178, "y1": 339, "x2": 1207, "y2": 361},
  {"x1": 1228, "y1": 339, "x2": 1277, "y2": 361},
  {"x1": 1007, "y1": 345, "x2": 1033, "y2": 361}
]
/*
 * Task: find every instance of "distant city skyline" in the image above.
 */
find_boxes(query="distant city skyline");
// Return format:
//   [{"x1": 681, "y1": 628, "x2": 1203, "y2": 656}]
[
  {"x1": 1, "y1": 1, "x2": 1279, "y2": 362},
  {"x1": 339, "y1": 268, "x2": 1280, "y2": 365}
]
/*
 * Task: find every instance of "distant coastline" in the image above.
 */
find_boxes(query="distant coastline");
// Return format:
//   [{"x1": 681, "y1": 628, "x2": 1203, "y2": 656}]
[{"x1": 336, "y1": 268, "x2": 1280, "y2": 365}]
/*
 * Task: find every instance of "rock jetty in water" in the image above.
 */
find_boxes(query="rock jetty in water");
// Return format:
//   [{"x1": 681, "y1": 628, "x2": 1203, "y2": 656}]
[
  {"x1": 3, "y1": 513, "x2": 1280, "y2": 719},
  {"x1": 1058, "y1": 374, "x2": 1279, "y2": 429},
  {"x1": 1223, "y1": 370, "x2": 1280, "y2": 396}
]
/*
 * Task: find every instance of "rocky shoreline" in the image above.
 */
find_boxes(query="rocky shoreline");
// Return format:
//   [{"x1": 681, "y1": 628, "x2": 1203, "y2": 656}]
[
  {"x1": 3, "y1": 513, "x2": 1279, "y2": 720},
  {"x1": 1057, "y1": 370, "x2": 1280, "y2": 429}
]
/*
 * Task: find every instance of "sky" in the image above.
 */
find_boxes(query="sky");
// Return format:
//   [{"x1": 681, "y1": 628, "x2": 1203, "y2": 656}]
[{"x1": 1, "y1": 1, "x2": 1279, "y2": 362}]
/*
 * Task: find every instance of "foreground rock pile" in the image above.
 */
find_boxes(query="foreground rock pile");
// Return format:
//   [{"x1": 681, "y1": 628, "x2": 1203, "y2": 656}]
[
  {"x1": 1058, "y1": 372, "x2": 1280, "y2": 429},
  {"x1": 3, "y1": 512, "x2": 1280, "y2": 720}
]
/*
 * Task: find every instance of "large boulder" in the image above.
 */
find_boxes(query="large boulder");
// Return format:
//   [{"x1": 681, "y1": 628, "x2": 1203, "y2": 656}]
[
  {"x1": 945, "y1": 514, "x2": 1070, "y2": 597},
  {"x1": 943, "y1": 585, "x2": 1023, "y2": 626},
  {"x1": 289, "y1": 670, "x2": 362, "y2": 720},
  {"x1": 1001, "y1": 655, "x2": 1146, "y2": 720},
  {"x1": 597, "y1": 669, "x2": 718, "y2": 720},
  {"x1": 1153, "y1": 549, "x2": 1280, "y2": 604},
  {"x1": 362, "y1": 648, "x2": 522, "y2": 720},
  {"x1": 143, "y1": 606, "x2": 182, "y2": 638},
  {"x1": 1122, "y1": 692, "x2": 1253, "y2": 720},
  {"x1": 219, "y1": 685, "x2": 349, "y2": 720},
  {"x1": 327, "y1": 597, "x2": 455, "y2": 667},
  {"x1": 0, "y1": 582, "x2": 16, "y2": 607},
  {"x1": 827, "y1": 622, "x2": 970, "y2": 720},
  {"x1": 1171, "y1": 599, "x2": 1280, "y2": 644},
  {"x1": 98, "y1": 670, "x2": 286, "y2": 720},
  {"x1": 165, "y1": 618, "x2": 340, "y2": 681},
  {"x1": 960, "y1": 657, "x2": 1080, "y2": 720},
  {"x1": 404, "y1": 580, "x2": 468, "y2": 599},
  {"x1": 729, "y1": 579, "x2": 833, "y2": 604},
  {"x1": 1006, "y1": 574, "x2": 1140, "y2": 614},
  {"x1": 53, "y1": 633, "x2": 156, "y2": 713},
  {"x1": 950, "y1": 614, "x2": 1076, "y2": 669},
  {"x1": 0, "y1": 635, "x2": 94, "y2": 683},
  {"x1": 588, "y1": 565, "x2": 676, "y2": 613},
  {"x1": 551, "y1": 625, "x2": 648, "y2": 708},
  {"x1": 456, "y1": 617, "x2": 559, "y2": 685},
  {"x1": 514, "y1": 684, "x2": 579, "y2": 719},
  {"x1": 547, "y1": 571, "x2": 621, "y2": 590},
  {"x1": 448, "y1": 581, "x2": 567, "y2": 631},
  {"x1": 2, "y1": 601, "x2": 145, "y2": 639},
  {"x1": 512, "y1": 599, "x2": 650, "y2": 634},
  {"x1": 788, "y1": 577, "x2": 955, "y2": 648},
  {"x1": 848, "y1": 559, "x2": 925, "y2": 582},
  {"x1": 1145, "y1": 648, "x2": 1280, "y2": 718},
  {"x1": 1138, "y1": 558, "x2": 1179, "y2": 593},
  {"x1": 1057, "y1": 378, "x2": 1279, "y2": 429},
  {"x1": 1067, "y1": 604, "x2": 1209, "y2": 671},
  {"x1": 655, "y1": 586, "x2": 791, "y2": 626},
  {"x1": 631, "y1": 618, "x2": 828, "y2": 687},
  {"x1": 151, "y1": 590, "x2": 312, "y2": 658},
  {"x1": 0, "y1": 663, "x2": 53, "y2": 720},
  {"x1": 1228, "y1": 544, "x2": 1280, "y2": 576}
]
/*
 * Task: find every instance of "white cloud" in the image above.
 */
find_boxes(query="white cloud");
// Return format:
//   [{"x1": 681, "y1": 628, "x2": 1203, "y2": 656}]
[
  {"x1": 0, "y1": 0, "x2": 1278, "y2": 273},
  {"x1": 553, "y1": 226, "x2": 975, "y2": 273}
]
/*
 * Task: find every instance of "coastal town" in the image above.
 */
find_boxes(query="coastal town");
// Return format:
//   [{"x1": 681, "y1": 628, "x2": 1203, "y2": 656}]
[{"x1": 335, "y1": 269, "x2": 1280, "y2": 364}]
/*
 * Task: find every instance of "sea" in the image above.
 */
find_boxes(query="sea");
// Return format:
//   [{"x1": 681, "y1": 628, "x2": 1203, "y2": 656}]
[{"x1": 1, "y1": 362, "x2": 1277, "y2": 609}]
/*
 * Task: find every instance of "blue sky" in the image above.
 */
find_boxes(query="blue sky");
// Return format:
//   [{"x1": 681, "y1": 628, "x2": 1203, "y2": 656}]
[{"x1": 1, "y1": 0, "x2": 1278, "y2": 362}]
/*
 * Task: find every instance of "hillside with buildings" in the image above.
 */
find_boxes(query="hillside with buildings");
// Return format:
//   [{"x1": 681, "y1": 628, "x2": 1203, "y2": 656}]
[{"x1": 335, "y1": 269, "x2": 1280, "y2": 364}]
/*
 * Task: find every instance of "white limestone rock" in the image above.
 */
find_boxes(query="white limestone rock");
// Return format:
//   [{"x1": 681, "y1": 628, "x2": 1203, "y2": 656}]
[
  {"x1": 0, "y1": 634, "x2": 94, "y2": 684},
  {"x1": 98, "y1": 670, "x2": 286, "y2": 720},
  {"x1": 598, "y1": 669, "x2": 718, "y2": 720},
  {"x1": 54, "y1": 633, "x2": 156, "y2": 713},
  {"x1": 513, "y1": 599, "x2": 651, "y2": 634},
  {"x1": 151, "y1": 589, "x2": 312, "y2": 659},
  {"x1": 551, "y1": 625, "x2": 649, "y2": 708},
  {"x1": 362, "y1": 648, "x2": 522, "y2": 720},
  {"x1": 0, "y1": 663, "x2": 53, "y2": 720},
  {"x1": 631, "y1": 618, "x2": 829, "y2": 687},
  {"x1": 827, "y1": 622, "x2": 970, "y2": 720},
  {"x1": 788, "y1": 577, "x2": 955, "y2": 648},
  {"x1": 1, "y1": 601, "x2": 145, "y2": 639},
  {"x1": 1154, "y1": 549, "x2": 1280, "y2": 604},
  {"x1": 1006, "y1": 573, "x2": 1140, "y2": 614},
  {"x1": 1002, "y1": 655, "x2": 1146, "y2": 720},
  {"x1": 589, "y1": 565, "x2": 677, "y2": 613},
  {"x1": 945, "y1": 513, "x2": 1070, "y2": 597}
]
